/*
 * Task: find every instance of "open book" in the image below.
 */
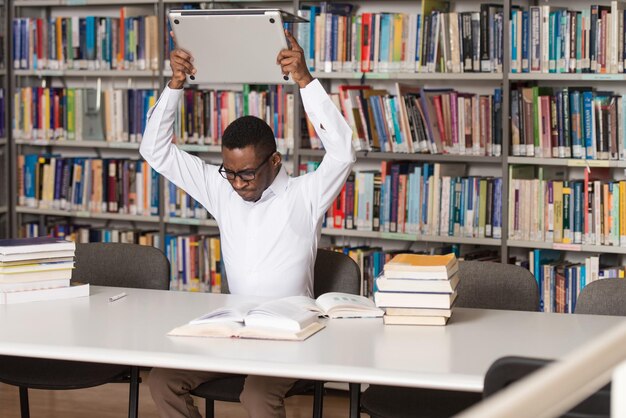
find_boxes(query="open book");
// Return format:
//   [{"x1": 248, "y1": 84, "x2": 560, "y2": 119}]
[
  {"x1": 168, "y1": 292, "x2": 383, "y2": 341},
  {"x1": 169, "y1": 297, "x2": 325, "y2": 341}
]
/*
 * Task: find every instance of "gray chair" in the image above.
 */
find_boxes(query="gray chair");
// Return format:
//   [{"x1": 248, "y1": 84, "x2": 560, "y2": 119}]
[
  {"x1": 483, "y1": 356, "x2": 610, "y2": 418},
  {"x1": 574, "y1": 279, "x2": 626, "y2": 316},
  {"x1": 0, "y1": 243, "x2": 170, "y2": 418},
  {"x1": 190, "y1": 248, "x2": 361, "y2": 418},
  {"x1": 359, "y1": 260, "x2": 540, "y2": 418}
]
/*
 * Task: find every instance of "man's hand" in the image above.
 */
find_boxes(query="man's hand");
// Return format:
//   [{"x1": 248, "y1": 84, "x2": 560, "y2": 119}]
[
  {"x1": 277, "y1": 30, "x2": 313, "y2": 89},
  {"x1": 168, "y1": 31, "x2": 195, "y2": 90}
]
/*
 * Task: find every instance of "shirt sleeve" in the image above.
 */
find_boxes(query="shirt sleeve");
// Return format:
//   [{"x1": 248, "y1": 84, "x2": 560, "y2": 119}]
[
  {"x1": 140, "y1": 86, "x2": 222, "y2": 218},
  {"x1": 300, "y1": 79, "x2": 356, "y2": 219}
]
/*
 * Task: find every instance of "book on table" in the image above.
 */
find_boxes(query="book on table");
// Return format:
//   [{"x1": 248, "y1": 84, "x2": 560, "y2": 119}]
[
  {"x1": 383, "y1": 315, "x2": 450, "y2": 326},
  {"x1": 0, "y1": 237, "x2": 76, "y2": 263},
  {"x1": 0, "y1": 283, "x2": 90, "y2": 304},
  {"x1": 0, "y1": 237, "x2": 78, "y2": 299},
  {"x1": 375, "y1": 273, "x2": 459, "y2": 293},
  {"x1": 383, "y1": 253, "x2": 458, "y2": 277},
  {"x1": 374, "y1": 291, "x2": 457, "y2": 309},
  {"x1": 168, "y1": 292, "x2": 384, "y2": 341}
]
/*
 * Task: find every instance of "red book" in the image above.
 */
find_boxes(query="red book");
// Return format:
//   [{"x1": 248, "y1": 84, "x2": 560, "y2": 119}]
[
  {"x1": 360, "y1": 13, "x2": 372, "y2": 72},
  {"x1": 333, "y1": 184, "x2": 346, "y2": 229},
  {"x1": 432, "y1": 95, "x2": 446, "y2": 148}
]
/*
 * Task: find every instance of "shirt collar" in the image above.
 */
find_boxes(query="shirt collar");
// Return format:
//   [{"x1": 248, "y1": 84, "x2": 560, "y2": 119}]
[
  {"x1": 248, "y1": 166, "x2": 288, "y2": 205},
  {"x1": 266, "y1": 166, "x2": 289, "y2": 196}
]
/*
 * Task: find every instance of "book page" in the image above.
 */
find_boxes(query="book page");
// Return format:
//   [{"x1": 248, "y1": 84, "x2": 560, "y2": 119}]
[
  {"x1": 244, "y1": 298, "x2": 318, "y2": 332},
  {"x1": 189, "y1": 302, "x2": 257, "y2": 325},
  {"x1": 315, "y1": 292, "x2": 384, "y2": 319}
]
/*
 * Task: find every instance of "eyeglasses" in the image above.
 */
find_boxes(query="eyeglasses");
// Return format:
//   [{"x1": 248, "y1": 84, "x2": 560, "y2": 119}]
[{"x1": 218, "y1": 152, "x2": 275, "y2": 182}]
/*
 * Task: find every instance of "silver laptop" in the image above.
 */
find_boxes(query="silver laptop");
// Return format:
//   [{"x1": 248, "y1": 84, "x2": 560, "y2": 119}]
[{"x1": 168, "y1": 9, "x2": 308, "y2": 84}]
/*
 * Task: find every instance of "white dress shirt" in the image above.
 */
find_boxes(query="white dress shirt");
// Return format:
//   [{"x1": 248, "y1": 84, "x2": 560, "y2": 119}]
[{"x1": 140, "y1": 79, "x2": 355, "y2": 298}]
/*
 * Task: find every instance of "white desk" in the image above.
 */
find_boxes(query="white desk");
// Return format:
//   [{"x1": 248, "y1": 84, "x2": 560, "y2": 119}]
[{"x1": 0, "y1": 286, "x2": 623, "y2": 392}]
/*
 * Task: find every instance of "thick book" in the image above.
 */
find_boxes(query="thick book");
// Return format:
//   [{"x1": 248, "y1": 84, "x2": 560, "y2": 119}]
[
  {"x1": 0, "y1": 283, "x2": 89, "y2": 304},
  {"x1": 0, "y1": 269, "x2": 74, "y2": 283},
  {"x1": 0, "y1": 278, "x2": 70, "y2": 292},
  {"x1": 383, "y1": 253, "x2": 458, "y2": 274},
  {"x1": 383, "y1": 315, "x2": 449, "y2": 326},
  {"x1": 169, "y1": 297, "x2": 324, "y2": 341},
  {"x1": 0, "y1": 237, "x2": 76, "y2": 254},
  {"x1": 376, "y1": 273, "x2": 459, "y2": 293},
  {"x1": 384, "y1": 306, "x2": 453, "y2": 317},
  {"x1": 375, "y1": 291, "x2": 458, "y2": 309}
]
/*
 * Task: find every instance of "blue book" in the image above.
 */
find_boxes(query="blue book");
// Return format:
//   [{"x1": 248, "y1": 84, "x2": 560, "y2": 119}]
[
  {"x1": 23, "y1": 155, "x2": 39, "y2": 207},
  {"x1": 521, "y1": 11, "x2": 529, "y2": 72},
  {"x1": 493, "y1": 178, "x2": 503, "y2": 239},
  {"x1": 570, "y1": 90, "x2": 582, "y2": 158},
  {"x1": 549, "y1": 11, "x2": 557, "y2": 73},
  {"x1": 379, "y1": 14, "x2": 391, "y2": 70},
  {"x1": 581, "y1": 91, "x2": 594, "y2": 158},
  {"x1": 86, "y1": 16, "x2": 96, "y2": 62},
  {"x1": 151, "y1": 167, "x2": 159, "y2": 215}
]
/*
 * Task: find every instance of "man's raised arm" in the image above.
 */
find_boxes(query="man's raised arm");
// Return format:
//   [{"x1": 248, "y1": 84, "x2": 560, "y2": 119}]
[
  {"x1": 279, "y1": 31, "x2": 356, "y2": 217},
  {"x1": 140, "y1": 46, "x2": 221, "y2": 216}
]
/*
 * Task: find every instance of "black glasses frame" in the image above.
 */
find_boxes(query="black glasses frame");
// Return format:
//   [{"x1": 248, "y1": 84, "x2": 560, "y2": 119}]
[{"x1": 218, "y1": 152, "x2": 275, "y2": 181}]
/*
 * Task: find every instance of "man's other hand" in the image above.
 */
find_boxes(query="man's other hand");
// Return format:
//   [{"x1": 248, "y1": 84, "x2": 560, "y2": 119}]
[
  {"x1": 277, "y1": 30, "x2": 314, "y2": 89},
  {"x1": 169, "y1": 31, "x2": 195, "y2": 89}
]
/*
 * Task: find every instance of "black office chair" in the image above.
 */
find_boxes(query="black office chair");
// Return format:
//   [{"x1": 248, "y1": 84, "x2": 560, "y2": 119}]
[
  {"x1": 190, "y1": 248, "x2": 361, "y2": 418},
  {"x1": 574, "y1": 278, "x2": 626, "y2": 316},
  {"x1": 359, "y1": 261, "x2": 540, "y2": 418},
  {"x1": 483, "y1": 356, "x2": 610, "y2": 418},
  {"x1": 0, "y1": 243, "x2": 170, "y2": 418}
]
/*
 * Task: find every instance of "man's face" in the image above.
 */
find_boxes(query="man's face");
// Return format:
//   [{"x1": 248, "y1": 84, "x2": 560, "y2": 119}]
[{"x1": 220, "y1": 145, "x2": 280, "y2": 202}]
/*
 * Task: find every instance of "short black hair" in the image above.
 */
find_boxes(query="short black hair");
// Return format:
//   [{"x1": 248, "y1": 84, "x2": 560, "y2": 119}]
[{"x1": 222, "y1": 115, "x2": 276, "y2": 157}]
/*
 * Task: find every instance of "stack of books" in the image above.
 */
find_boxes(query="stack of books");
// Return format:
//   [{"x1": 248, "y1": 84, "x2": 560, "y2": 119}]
[
  {"x1": 0, "y1": 237, "x2": 89, "y2": 304},
  {"x1": 374, "y1": 253, "x2": 459, "y2": 326}
]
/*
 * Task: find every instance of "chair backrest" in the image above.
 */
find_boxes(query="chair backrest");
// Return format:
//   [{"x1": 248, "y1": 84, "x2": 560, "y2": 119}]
[
  {"x1": 313, "y1": 249, "x2": 361, "y2": 297},
  {"x1": 483, "y1": 356, "x2": 610, "y2": 418},
  {"x1": 456, "y1": 261, "x2": 539, "y2": 311},
  {"x1": 574, "y1": 279, "x2": 626, "y2": 316},
  {"x1": 71, "y1": 243, "x2": 170, "y2": 290}
]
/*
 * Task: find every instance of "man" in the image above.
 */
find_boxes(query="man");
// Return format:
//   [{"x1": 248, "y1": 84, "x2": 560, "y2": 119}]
[{"x1": 140, "y1": 31, "x2": 355, "y2": 418}]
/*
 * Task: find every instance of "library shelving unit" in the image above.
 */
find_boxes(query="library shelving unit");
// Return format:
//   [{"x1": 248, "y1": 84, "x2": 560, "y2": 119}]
[
  {"x1": 11, "y1": 0, "x2": 626, "y2": 300},
  {"x1": 7, "y1": 0, "x2": 513, "y2": 264},
  {"x1": 0, "y1": 0, "x2": 8, "y2": 238},
  {"x1": 8, "y1": 0, "x2": 165, "y2": 240}
]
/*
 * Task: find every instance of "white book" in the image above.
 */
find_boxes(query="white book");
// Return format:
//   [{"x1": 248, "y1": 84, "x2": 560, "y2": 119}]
[
  {"x1": 383, "y1": 315, "x2": 449, "y2": 326},
  {"x1": 0, "y1": 278, "x2": 70, "y2": 293},
  {"x1": 374, "y1": 291, "x2": 458, "y2": 309},
  {"x1": 0, "y1": 237, "x2": 75, "y2": 256},
  {"x1": 376, "y1": 274, "x2": 459, "y2": 293},
  {"x1": 0, "y1": 284, "x2": 89, "y2": 305}
]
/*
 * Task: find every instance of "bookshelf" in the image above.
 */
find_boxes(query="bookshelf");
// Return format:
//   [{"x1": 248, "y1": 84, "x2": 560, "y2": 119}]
[
  {"x1": 7, "y1": 0, "x2": 626, "y2": 301},
  {"x1": 0, "y1": 0, "x2": 7, "y2": 238}
]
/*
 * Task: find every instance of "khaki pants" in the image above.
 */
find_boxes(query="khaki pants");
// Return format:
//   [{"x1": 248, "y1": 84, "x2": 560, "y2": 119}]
[{"x1": 148, "y1": 367, "x2": 298, "y2": 418}]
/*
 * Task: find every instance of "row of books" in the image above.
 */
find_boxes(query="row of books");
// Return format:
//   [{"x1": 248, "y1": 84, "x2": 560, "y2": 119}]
[
  {"x1": 17, "y1": 226, "x2": 219, "y2": 293},
  {"x1": 295, "y1": 2, "x2": 503, "y2": 73},
  {"x1": 301, "y1": 161, "x2": 503, "y2": 239},
  {"x1": 13, "y1": 87, "x2": 158, "y2": 143},
  {"x1": 20, "y1": 221, "x2": 161, "y2": 248},
  {"x1": 511, "y1": 87, "x2": 626, "y2": 160},
  {"x1": 12, "y1": 8, "x2": 159, "y2": 71},
  {"x1": 510, "y1": 3, "x2": 626, "y2": 74},
  {"x1": 165, "y1": 180, "x2": 210, "y2": 220},
  {"x1": 17, "y1": 155, "x2": 160, "y2": 216},
  {"x1": 316, "y1": 84, "x2": 502, "y2": 156},
  {"x1": 509, "y1": 166, "x2": 626, "y2": 247},
  {"x1": 521, "y1": 249, "x2": 623, "y2": 313},
  {"x1": 164, "y1": 234, "x2": 223, "y2": 293},
  {"x1": 172, "y1": 85, "x2": 294, "y2": 152}
]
